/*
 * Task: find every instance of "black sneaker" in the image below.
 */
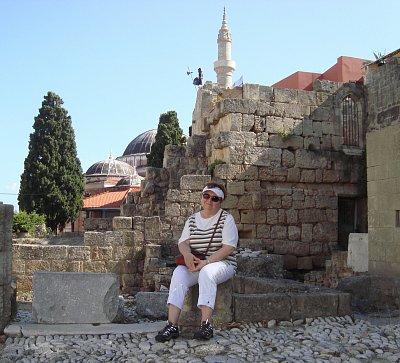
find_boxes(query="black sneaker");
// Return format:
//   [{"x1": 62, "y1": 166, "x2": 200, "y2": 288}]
[
  {"x1": 193, "y1": 319, "x2": 213, "y2": 340},
  {"x1": 155, "y1": 322, "x2": 179, "y2": 342}
]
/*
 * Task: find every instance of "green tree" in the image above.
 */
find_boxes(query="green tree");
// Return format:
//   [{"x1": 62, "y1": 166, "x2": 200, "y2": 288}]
[
  {"x1": 13, "y1": 211, "x2": 46, "y2": 235},
  {"x1": 147, "y1": 111, "x2": 185, "y2": 168},
  {"x1": 18, "y1": 91, "x2": 84, "y2": 232}
]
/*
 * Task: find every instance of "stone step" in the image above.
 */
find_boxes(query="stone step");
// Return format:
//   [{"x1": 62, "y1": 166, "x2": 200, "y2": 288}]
[
  {"x1": 233, "y1": 291, "x2": 351, "y2": 322},
  {"x1": 135, "y1": 276, "x2": 351, "y2": 325}
]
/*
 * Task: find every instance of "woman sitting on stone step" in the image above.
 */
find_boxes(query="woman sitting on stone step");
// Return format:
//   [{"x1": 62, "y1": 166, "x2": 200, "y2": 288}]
[{"x1": 156, "y1": 182, "x2": 238, "y2": 342}]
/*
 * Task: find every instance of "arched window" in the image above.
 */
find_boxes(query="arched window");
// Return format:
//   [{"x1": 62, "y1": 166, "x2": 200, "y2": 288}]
[{"x1": 342, "y1": 95, "x2": 360, "y2": 147}]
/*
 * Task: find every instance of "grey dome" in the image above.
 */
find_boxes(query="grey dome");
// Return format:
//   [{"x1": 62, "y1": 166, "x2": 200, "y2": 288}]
[
  {"x1": 123, "y1": 129, "x2": 156, "y2": 156},
  {"x1": 85, "y1": 156, "x2": 136, "y2": 177}
]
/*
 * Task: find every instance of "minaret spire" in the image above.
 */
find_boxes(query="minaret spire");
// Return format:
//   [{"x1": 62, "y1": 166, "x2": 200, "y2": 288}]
[{"x1": 214, "y1": 7, "x2": 236, "y2": 89}]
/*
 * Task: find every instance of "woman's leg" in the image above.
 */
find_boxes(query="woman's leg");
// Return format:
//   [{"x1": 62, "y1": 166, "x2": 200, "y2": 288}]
[
  {"x1": 166, "y1": 265, "x2": 199, "y2": 324},
  {"x1": 197, "y1": 262, "x2": 235, "y2": 321}
]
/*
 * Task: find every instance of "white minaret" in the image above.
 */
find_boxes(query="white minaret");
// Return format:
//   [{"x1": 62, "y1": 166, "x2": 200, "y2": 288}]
[{"x1": 214, "y1": 8, "x2": 236, "y2": 89}]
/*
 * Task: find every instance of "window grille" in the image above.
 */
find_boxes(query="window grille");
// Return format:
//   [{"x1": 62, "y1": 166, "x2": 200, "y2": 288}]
[{"x1": 342, "y1": 95, "x2": 360, "y2": 146}]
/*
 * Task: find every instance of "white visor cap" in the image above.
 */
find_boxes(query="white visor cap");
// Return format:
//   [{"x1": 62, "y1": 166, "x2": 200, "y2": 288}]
[{"x1": 202, "y1": 186, "x2": 225, "y2": 200}]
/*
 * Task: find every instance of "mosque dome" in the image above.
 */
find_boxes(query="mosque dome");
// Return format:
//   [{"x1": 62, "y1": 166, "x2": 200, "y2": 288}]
[
  {"x1": 122, "y1": 129, "x2": 157, "y2": 156},
  {"x1": 85, "y1": 155, "x2": 136, "y2": 177}
]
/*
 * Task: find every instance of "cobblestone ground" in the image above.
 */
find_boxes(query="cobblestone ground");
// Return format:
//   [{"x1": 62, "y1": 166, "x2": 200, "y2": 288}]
[
  {"x1": 1, "y1": 316, "x2": 400, "y2": 363},
  {"x1": 2, "y1": 298, "x2": 400, "y2": 363}
]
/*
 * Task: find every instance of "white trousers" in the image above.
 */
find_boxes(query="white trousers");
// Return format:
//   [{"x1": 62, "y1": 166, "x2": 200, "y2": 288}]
[{"x1": 167, "y1": 262, "x2": 235, "y2": 310}]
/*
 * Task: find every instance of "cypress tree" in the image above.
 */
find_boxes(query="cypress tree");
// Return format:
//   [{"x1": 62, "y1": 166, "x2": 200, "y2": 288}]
[
  {"x1": 18, "y1": 91, "x2": 84, "y2": 232},
  {"x1": 147, "y1": 110, "x2": 185, "y2": 168}
]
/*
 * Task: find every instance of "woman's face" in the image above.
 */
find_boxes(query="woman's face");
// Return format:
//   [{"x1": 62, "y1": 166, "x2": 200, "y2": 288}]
[{"x1": 201, "y1": 190, "x2": 222, "y2": 215}]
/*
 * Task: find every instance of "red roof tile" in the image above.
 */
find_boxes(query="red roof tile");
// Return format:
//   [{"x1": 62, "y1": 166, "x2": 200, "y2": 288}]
[{"x1": 83, "y1": 187, "x2": 139, "y2": 209}]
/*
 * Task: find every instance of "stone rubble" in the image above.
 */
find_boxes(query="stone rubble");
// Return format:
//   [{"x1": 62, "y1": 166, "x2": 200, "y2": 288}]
[{"x1": 2, "y1": 315, "x2": 400, "y2": 362}]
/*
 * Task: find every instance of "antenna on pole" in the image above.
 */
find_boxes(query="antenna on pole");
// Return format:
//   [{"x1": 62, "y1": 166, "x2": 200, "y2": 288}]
[{"x1": 187, "y1": 66, "x2": 202, "y2": 91}]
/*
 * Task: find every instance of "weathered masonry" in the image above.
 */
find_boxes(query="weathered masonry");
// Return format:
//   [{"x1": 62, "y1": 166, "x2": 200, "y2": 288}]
[
  {"x1": 124, "y1": 79, "x2": 369, "y2": 273},
  {"x1": 365, "y1": 52, "x2": 400, "y2": 275},
  {"x1": 0, "y1": 203, "x2": 14, "y2": 333}
]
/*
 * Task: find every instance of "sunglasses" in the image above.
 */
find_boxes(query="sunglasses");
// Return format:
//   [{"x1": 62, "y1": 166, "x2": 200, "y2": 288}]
[{"x1": 202, "y1": 193, "x2": 221, "y2": 203}]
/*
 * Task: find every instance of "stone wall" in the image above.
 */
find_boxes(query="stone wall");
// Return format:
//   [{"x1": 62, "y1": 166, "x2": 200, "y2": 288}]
[
  {"x1": 12, "y1": 216, "x2": 178, "y2": 297},
  {"x1": 123, "y1": 80, "x2": 368, "y2": 272},
  {"x1": 365, "y1": 56, "x2": 400, "y2": 275},
  {"x1": 0, "y1": 203, "x2": 14, "y2": 333},
  {"x1": 202, "y1": 80, "x2": 367, "y2": 271}
]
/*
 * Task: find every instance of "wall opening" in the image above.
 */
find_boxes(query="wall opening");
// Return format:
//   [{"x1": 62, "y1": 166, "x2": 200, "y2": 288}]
[
  {"x1": 338, "y1": 197, "x2": 359, "y2": 250},
  {"x1": 342, "y1": 95, "x2": 360, "y2": 147}
]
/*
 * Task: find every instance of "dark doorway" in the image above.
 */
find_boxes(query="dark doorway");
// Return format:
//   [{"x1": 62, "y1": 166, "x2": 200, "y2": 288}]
[{"x1": 338, "y1": 198, "x2": 358, "y2": 250}]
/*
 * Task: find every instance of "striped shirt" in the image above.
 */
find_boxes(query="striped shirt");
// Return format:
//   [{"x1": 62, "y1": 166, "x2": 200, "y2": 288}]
[{"x1": 179, "y1": 209, "x2": 238, "y2": 268}]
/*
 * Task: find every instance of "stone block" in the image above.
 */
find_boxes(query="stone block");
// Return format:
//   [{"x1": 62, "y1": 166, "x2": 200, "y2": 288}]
[
  {"x1": 135, "y1": 291, "x2": 168, "y2": 319},
  {"x1": 105, "y1": 231, "x2": 123, "y2": 245},
  {"x1": 50, "y1": 260, "x2": 69, "y2": 272},
  {"x1": 84, "y1": 231, "x2": 106, "y2": 246},
  {"x1": 297, "y1": 256, "x2": 313, "y2": 270},
  {"x1": 290, "y1": 292, "x2": 338, "y2": 319},
  {"x1": 347, "y1": 233, "x2": 368, "y2": 273},
  {"x1": 144, "y1": 217, "x2": 161, "y2": 241},
  {"x1": 32, "y1": 271, "x2": 119, "y2": 324},
  {"x1": 112, "y1": 246, "x2": 134, "y2": 261},
  {"x1": 179, "y1": 279, "x2": 233, "y2": 334},
  {"x1": 112, "y1": 217, "x2": 132, "y2": 230},
  {"x1": 91, "y1": 246, "x2": 113, "y2": 261},
  {"x1": 214, "y1": 164, "x2": 245, "y2": 180},
  {"x1": 67, "y1": 246, "x2": 90, "y2": 260},
  {"x1": 180, "y1": 175, "x2": 211, "y2": 190},
  {"x1": 236, "y1": 254, "x2": 283, "y2": 278},
  {"x1": 146, "y1": 244, "x2": 161, "y2": 258},
  {"x1": 273, "y1": 88, "x2": 298, "y2": 103},
  {"x1": 25, "y1": 260, "x2": 50, "y2": 274},
  {"x1": 234, "y1": 293, "x2": 291, "y2": 322},
  {"x1": 16, "y1": 275, "x2": 32, "y2": 292},
  {"x1": 43, "y1": 245, "x2": 68, "y2": 260},
  {"x1": 282, "y1": 254, "x2": 298, "y2": 270},
  {"x1": 227, "y1": 181, "x2": 244, "y2": 195},
  {"x1": 83, "y1": 261, "x2": 107, "y2": 273},
  {"x1": 337, "y1": 292, "x2": 352, "y2": 316},
  {"x1": 13, "y1": 244, "x2": 44, "y2": 260}
]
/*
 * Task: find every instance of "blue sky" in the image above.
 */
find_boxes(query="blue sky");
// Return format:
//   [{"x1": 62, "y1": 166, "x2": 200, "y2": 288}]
[{"x1": 1, "y1": 0, "x2": 399, "y2": 211}]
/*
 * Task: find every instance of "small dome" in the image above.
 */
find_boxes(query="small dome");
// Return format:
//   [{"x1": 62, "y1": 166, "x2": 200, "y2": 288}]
[
  {"x1": 123, "y1": 129, "x2": 157, "y2": 156},
  {"x1": 85, "y1": 155, "x2": 136, "y2": 177}
]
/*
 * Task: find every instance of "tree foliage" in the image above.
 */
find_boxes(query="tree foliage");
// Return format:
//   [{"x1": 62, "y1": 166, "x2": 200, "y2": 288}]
[
  {"x1": 12, "y1": 211, "x2": 46, "y2": 235},
  {"x1": 18, "y1": 92, "x2": 84, "y2": 232},
  {"x1": 147, "y1": 110, "x2": 185, "y2": 168}
]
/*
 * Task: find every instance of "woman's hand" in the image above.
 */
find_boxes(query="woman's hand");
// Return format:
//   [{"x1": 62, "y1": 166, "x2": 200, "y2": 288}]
[
  {"x1": 191, "y1": 258, "x2": 208, "y2": 272},
  {"x1": 184, "y1": 253, "x2": 202, "y2": 271}
]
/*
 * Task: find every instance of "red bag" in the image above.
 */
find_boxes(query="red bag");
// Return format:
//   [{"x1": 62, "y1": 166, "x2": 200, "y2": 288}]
[{"x1": 175, "y1": 252, "x2": 206, "y2": 266}]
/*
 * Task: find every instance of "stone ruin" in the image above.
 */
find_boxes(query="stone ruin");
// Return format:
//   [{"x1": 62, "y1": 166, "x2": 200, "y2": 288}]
[
  {"x1": 122, "y1": 80, "x2": 368, "y2": 274},
  {"x1": 4, "y1": 52, "x2": 400, "y2": 329}
]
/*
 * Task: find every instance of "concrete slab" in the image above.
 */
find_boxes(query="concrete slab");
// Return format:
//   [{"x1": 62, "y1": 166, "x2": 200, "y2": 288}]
[{"x1": 4, "y1": 321, "x2": 165, "y2": 337}]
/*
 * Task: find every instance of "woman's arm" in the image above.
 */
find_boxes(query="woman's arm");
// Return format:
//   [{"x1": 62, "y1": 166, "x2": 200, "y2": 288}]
[
  {"x1": 192, "y1": 244, "x2": 234, "y2": 272},
  {"x1": 178, "y1": 239, "x2": 199, "y2": 271}
]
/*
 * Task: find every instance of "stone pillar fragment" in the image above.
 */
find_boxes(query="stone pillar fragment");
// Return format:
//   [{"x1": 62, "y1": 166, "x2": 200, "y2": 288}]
[{"x1": 32, "y1": 271, "x2": 119, "y2": 324}]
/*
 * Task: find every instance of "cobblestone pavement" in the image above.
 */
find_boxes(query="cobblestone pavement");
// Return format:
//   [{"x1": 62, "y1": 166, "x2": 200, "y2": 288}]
[
  {"x1": 1, "y1": 315, "x2": 400, "y2": 363},
  {"x1": 2, "y1": 298, "x2": 400, "y2": 363}
]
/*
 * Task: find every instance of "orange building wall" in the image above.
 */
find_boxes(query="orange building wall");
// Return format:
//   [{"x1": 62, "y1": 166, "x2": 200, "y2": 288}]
[
  {"x1": 272, "y1": 71, "x2": 321, "y2": 91},
  {"x1": 321, "y1": 56, "x2": 365, "y2": 83},
  {"x1": 272, "y1": 56, "x2": 367, "y2": 90}
]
